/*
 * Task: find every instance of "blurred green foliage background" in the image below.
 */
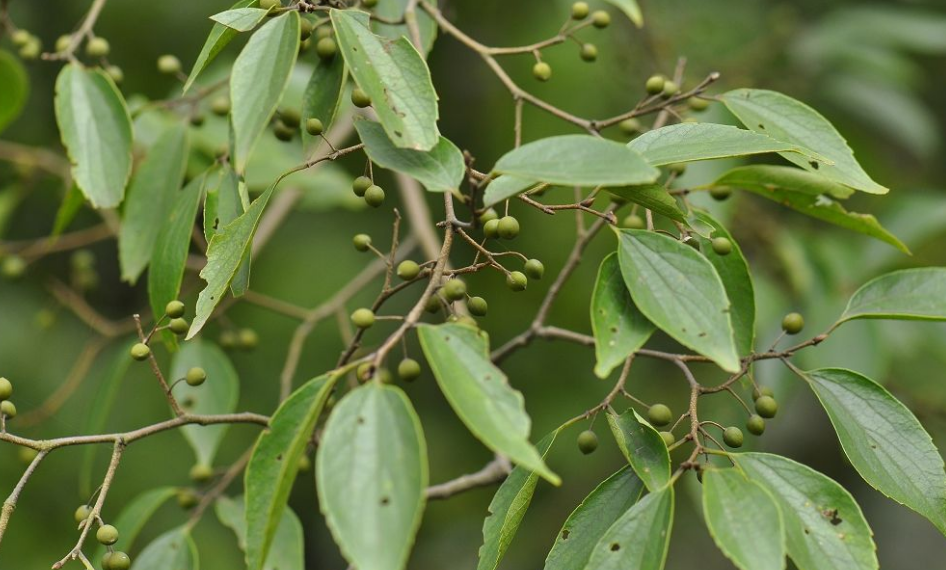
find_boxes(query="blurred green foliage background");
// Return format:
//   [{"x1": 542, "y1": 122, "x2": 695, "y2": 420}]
[{"x1": 2, "y1": 0, "x2": 946, "y2": 568}]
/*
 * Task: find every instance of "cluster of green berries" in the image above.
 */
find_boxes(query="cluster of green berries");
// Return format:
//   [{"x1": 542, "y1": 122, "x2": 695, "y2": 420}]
[
  {"x1": 720, "y1": 387, "x2": 779, "y2": 448},
  {"x1": 0, "y1": 377, "x2": 16, "y2": 421},
  {"x1": 68, "y1": 515, "x2": 132, "y2": 570},
  {"x1": 351, "y1": 176, "x2": 385, "y2": 207},
  {"x1": 274, "y1": 107, "x2": 302, "y2": 142},
  {"x1": 531, "y1": 4, "x2": 611, "y2": 81},
  {"x1": 315, "y1": 24, "x2": 338, "y2": 60},
  {"x1": 644, "y1": 74, "x2": 680, "y2": 98},
  {"x1": 70, "y1": 249, "x2": 99, "y2": 291},
  {"x1": 220, "y1": 327, "x2": 260, "y2": 351},
  {"x1": 11, "y1": 29, "x2": 41, "y2": 60}
]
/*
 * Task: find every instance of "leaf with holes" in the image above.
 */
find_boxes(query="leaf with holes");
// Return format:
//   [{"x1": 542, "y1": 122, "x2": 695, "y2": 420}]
[
  {"x1": 591, "y1": 253, "x2": 655, "y2": 378},
  {"x1": 840, "y1": 268, "x2": 946, "y2": 323},
  {"x1": 355, "y1": 119, "x2": 464, "y2": 193},
  {"x1": 581, "y1": 485, "x2": 674, "y2": 570}
]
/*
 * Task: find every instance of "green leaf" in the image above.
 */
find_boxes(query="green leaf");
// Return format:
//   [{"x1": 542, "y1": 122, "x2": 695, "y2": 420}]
[
  {"x1": 478, "y1": 431, "x2": 560, "y2": 570},
  {"x1": 606, "y1": 410, "x2": 671, "y2": 492},
  {"x1": 210, "y1": 7, "x2": 270, "y2": 32},
  {"x1": 616, "y1": 230, "x2": 740, "y2": 372},
  {"x1": 170, "y1": 339, "x2": 239, "y2": 466},
  {"x1": 52, "y1": 183, "x2": 85, "y2": 237},
  {"x1": 187, "y1": 184, "x2": 274, "y2": 339},
  {"x1": 118, "y1": 122, "x2": 190, "y2": 283},
  {"x1": 332, "y1": 9, "x2": 440, "y2": 151},
  {"x1": 482, "y1": 176, "x2": 544, "y2": 208},
  {"x1": 544, "y1": 467, "x2": 644, "y2": 570},
  {"x1": 707, "y1": 166, "x2": 907, "y2": 253},
  {"x1": 148, "y1": 167, "x2": 209, "y2": 323},
  {"x1": 230, "y1": 11, "x2": 299, "y2": 173},
  {"x1": 217, "y1": 495, "x2": 304, "y2": 570},
  {"x1": 183, "y1": 0, "x2": 256, "y2": 94},
  {"x1": 245, "y1": 373, "x2": 337, "y2": 570},
  {"x1": 605, "y1": 184, "x2": 687, "y2": 223},
  {"x1": 692, "y1": 211, "x2": 755, "y2": 355},
  {"x1": 582, "y1": 486, "x2": 674, "y2": 570},
  {"x1": 0, "y1": 50, "x2": 28, "y2": 132},
  {"x1": 736, "y1": 453, "x2": 878, "y2": 570},
  {"x1": 493, "y1": 135, "x2": 659, "y2": 188},
  {"x1": 54, "y1": 63, "x2": 133, "y2": 209},
  {"x1": 316, "y1": 383, "x2": 427, "y2": 570},
  {"x1": 91, "y1": 487, "x2": 177, "y2": 564},
  {"x1": 629, "y1": 123, "x2": 828, "y2": 167},
  {"x1": 603, "y1": 0, "x2": 643, "y2": 27},
  {"x1": 418, "y1": 323, "x2": 559, "y2": 484},
  {"x1": 721, "y1": 89, "x2": 888, "y2": 194},
  {"x1": 203, "y1": 164, "x2": 242, "y2": 243},
  {"x1": 372, "y1": 0, "x2": 439, "y2": 54},
  {"x1": 301, "y1": 56, "x2": 346, "y2": 150},
  {"x1": 804, "y1": 368, "x2": 946, "y2": 535},
  {"x1": 840, "y1": 268, "x2": 946, "y2": 322},
  {"x1": 133, "y1": 527, "x2": 198, "y2": 570},
  {"x1": 591, "y1": 253, "x2": 655, "y2": 378},
  {"x1": 702, "y1": 468, "x2": 785, "y2": 570},
  {"x1": 355, "y1": 119, "x2": 464, "y2": 193}
]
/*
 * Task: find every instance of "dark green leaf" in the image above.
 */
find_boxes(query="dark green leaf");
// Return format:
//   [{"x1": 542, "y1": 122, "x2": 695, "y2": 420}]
[
  {"x1": 606, "y1": 409, "x2": 671, "y2": 492},
  {"x1": 591, "y1": 253, "x2": 655, "y2": 378},
  {"x1": 133, "y1": 527, "x2": 198, "y2": 570},
  {"x1": 184, "y1": 0, "x2": 257, "y2": 93},
  {"x1": 840, "y1": 268, "x2": 946, "y2": 322},
  {"x1": 355, "y1": 119, "x2": 464, "y2": 193},
  {"x1": 217, "y1": 495, "x2": 304, "y2": 570},
  {"x1": 210, "y1": 7, "x2": 270, "y2": 31},
  {"x1": 582, "y1": 486, "x2": 674, "y2": 570},
  {"x1": 605, "y1": 184, "x2": 687, "y2": 223},
  {"x1": 0, "y1": 50, "x2": 28, "y2": 133},
  {"x1": 301, "y1": 56, "x2": 346, "y2": 150}
]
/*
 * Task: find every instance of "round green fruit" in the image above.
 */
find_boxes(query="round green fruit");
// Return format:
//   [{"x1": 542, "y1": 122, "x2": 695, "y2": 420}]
[
  {"x1": 711, "y1": 237, "x2": 732, "y2": 256},
  {"x1": 659, "y1": 431, "x2": 676, "y2": 447},
  {"x1": 619, "y1": 118, "x2": 641, "y2": 135},
  {"x1": 468, "y1": 296, "x2": 488, "y2": 316},
  {"x1": 238, "y1": 328, "x2": 259, "y2": 351},
  {"x1": 483, "y1": 219, "x2": 500, "y2": 239},
  {"x1": 424, "y1": 295, "x2": 442, "y2": 313},
  {"x1": 709, "y1": 186, "x2": 732, "y2": 201},
  {"x1": 524, "y1": 259, "x2": 545, "y2": 280},
  {"x1": 689, "y1": 97, "x2": 710, "y2": 111},
  {"x1": 781, "y1": 312, "x2": 804, "y2": 334},
  {"x1": 166, "y1": 300, "x2": 186, "y2": 319},
  {"x1": 352, "y1": 176, "x2": 372, "y2": 197},
  {"x1": 497, "y1": 216, "x2": 520, "y2": 240},
  {"x1": 591, "y1": 10, "x2": 611, "y2": 27},
  {"x1": 0, "y1": 377, "x2": 11, "y2": 401},
  {"x1": 506, "y1": 271, "x2": 528, "y2": 292},
  {"x1": 280, "y1": 108, "x2": 301, "y2": 129},
  {"x1": 532, "y1": 61, "x2": 552, "y2": 82},
  {"x1": 398, "y1": 358, "x2": 422, "y2": 382},
  {"x1": 316, "y1": 37, "x2": 337, "y2": 60},
  {"x1": 662, "y1": 80, "x2": 680, "y2": 97},
  {"x1": 753, "y1": 386, "x2": 774, "y2": 400},
  {"x1": 621, "y1": 214, "x2": 645, "y2": 229},
  {"x1": 746, "y1": 414, "x2": 766, "y2": 436},
  {"x1": 210, "y1": 96, "x2": 230, "y2": 116},
  {"x1": 364, "y1": 185, "x2": 385, "y2": 207},
  {"x1": 353, "y1": 234, "x2": 372, "y2": 252},
  {"x1": 1, "y1": 256, "x2": 26, "y2": 279},
  {"x1": 177, "y1": 489, "x2": 199, "y2": 509},
  {"x1": 190, "y1": 463, "x2": 214, "y2": 483},
  {"x1": 305, "y1": 117, "x2": 324, "y2": 136},
  {"x1": 86, "y1": 37, "x2": 110, "y2": 57},
  {"x1": 74, "y1": 505, "x2": 92, "y2": 524},
  {"x1": 186, "y1": 367, "x2": 207, "y2": 387},
  {"x1": 577, "y1": 430, "x2": 598, "y2": 454},
  {"x1": 219, "y1": 330, "x2": 238, "y2": 350},
  {"x1": 169, "y1": 318, "x2": 189, "y2": 336},
  {"x1": 130, "y1": 343, "x2": 151, "y2": 361},
  {"x1": 645, "y1": 74, "x2": 666, "y2": 94},
  {"x1": 351, "y1": 87, "x2": 372, "y2": 108},
  {"x1": 755, "y1": 395, "x2": 778, "y2": 419},
  {"x1": 297, "y1": 455, "x2": 312, "y2": 472},
  {"x1": 580, "y1": 43, "x2": 598, "y2": 62},
  {"x1": 397, "y1": 260, "x2": 421, "y2": 280},
  {"x1": 96, "y1": 524, "x2": 119, "y2": 545},
  {"x1": 479, "y1": 208, "x2": 499, "y2": 224},
  {"x1": 442, "y1": 278, "x2": 467, "y2": 301},
  {"x1": 0, "y1": 400, "x2": 14, "y2": 419},
  {"x1": 106, "y1": 65, "x2": 124, "y2": 83},
  {"x1": 157, "y1": 54, "x2": 181, "y2": 74},
  {"x1": 104, "y1": 551, "x2": 132, "y2": 570},
  {"x1": 571, "y1": 1, "x2": 590, "y2": 19},
  {"x1": 647, "y1": 404, "x2": 673, "y2": 427},
  {"x1": 351, "y1": 308, "x2": 376, "y2": 329},
  {"x1": 723, "y1": 426, "x2": 744, "y2": 448},
  {"x1": 273, "y1": 122, "x2": 294, "y2": 142}
]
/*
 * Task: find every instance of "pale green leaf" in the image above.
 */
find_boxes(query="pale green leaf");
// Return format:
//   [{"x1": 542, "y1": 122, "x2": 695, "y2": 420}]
[
  {"x1": 591, "y1": 253, "x2": 655, "y2": 378},
  {"x1": 736, "y1": 453, "x2": 878, "y2": 570},
  {"x1": 301, "y1": 56, "x2": 346, "y2": 150},
  {"x1": 0, "y1": 50, "x2": 28, "y2": 132},
  {"x1": 217, "y1": 495, "x2": 304, "y2": 570},
  {"x1": 606, "y1": 410, "x2": 671, "y2": 492},
  {"x1": 616, "y1": 230, "x2": 740, "y2": 372},
  {"x1": 91, "y1": 487, "x2": 177, "y2": 564},
  {"x1": 804, "y1": 368, "x2": 946, "y2": 535},
  {"x1": 203, "y1": 165, "x2": 242, "y2": 243},
  {"x1": 629, "y1": 123, "x2": 828, "y2": 167},
  {"x1": 210, "y1": 7, "x2": 270, "y2": 32},
  {"x1": 494, "y1": 135, "x2": 659, "y2": 188},
  {"x1": 54, "y1": 63, "x2": 133, "y2": 209},
  {"x1": 245, "y1": 374, "x2": 337, "y2": 570},
  {"x1": 721, "y1": 89, "x2": 887, "y2": 194},
  {"x1": 692, "y1": 210, "x2": 755, "y2": 355},
  {"x1": 183, "y1": 0, "x2": 256, "y2": 94},
  {"x1": 133, "y1": 527, "x2": 198, "y2": 570},
  {"x1": 603, "y1": 0, "x2": 643, "y2": 27},
  {"x1": 418, "y1": 323, "x2": 559, "y2": 484},
  {"x1": 171, "y1": 339, "x2": 239, "y2": 466},
  {"x1": 477, "y1": 431, "x2": 559, "y2": 570},
  {"x1": 707, "y1": 166, "x2": 907, "y2": 253},
  {"x1": 355, "y1": 119, "x2": 464, "y2": 193},
  {"x1": 702, "y1": 468, "x2": 785, "y2": 570},
  {"x1": 332, "y1": 9, "x2": 440, "y2": 151},
  {"x1": 605, "y1": 184, "x2": 687, "y2": 223},
  {"x1": 482, "y1": 176, "x2": 544, "y2": 208},
  {"x1": 582, "y1": 486, "x2": 674, "y2": 570},
  {"x1": 118, "y1": 122, "x2": 189, "y2": 283},
  {"x1": 372, "y1": 0, "x2": 439, "y2": 54},
  {"x1": 544, "y1": 467, "x2": 644, "y2": 570},
  {"x1": 187, "y1": 184, "x2": 274, "y2": 339},
  {"x1": 230, "y1": 11, "x2": 299, "y2": 173},
  {"x1": 316, "y1": 383, "x2": 427, "y2": 570},
  {"x1": 840, "y1": 268, "x2": 946, "y2": 322}
]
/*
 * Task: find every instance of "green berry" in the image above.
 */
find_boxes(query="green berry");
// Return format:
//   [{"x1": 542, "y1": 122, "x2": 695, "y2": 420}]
[
  {"x1": 106, "y1": 65, "x2": 124, "y2": 84},
  {"x1": 398, "y1": 358, "x2": 422, "y2": 382},
  {"x1": 219, "y1": 330, "x2": 238, "y2": 350},
  {"x1": 689, "y1": 97, "x2": 710, "y2": 112},
  {"x1": 157, "y1": 54, "x2": 181, "y2": 74},
  {"x1": 746, "y1": 414, "x2": 766, "y2": 436},
  {"x1": 186, "y1": 367, "x2": 207, "y2": 387},
  {"x1": 483, "y1": 219, "x2": 500, "y2": 239},
  {"x1": 479, "y1": 208, "x2": 499, "y2": 224},
  {"x1": 620, "y1": 214, "x2": 645, "y2": 229},
  {"x1": 711, "y1": 237, "x2": 732, "y2": 256},
  {"x1": 96, "y1": 524, "x2": 119, "y2": 545},
  {"x1": 351, "y1": 308, "x2": 376, "y2": 329},
  {"x1": 316, "y1": 37, "x2": 337, "y2": 60},
  {"x1": 315, "y1": 25, "x2": 333, "y2": 40},
  {"x1": 103, "y1": 551, "x2": 131, "y2": 570},
  {"x1": 619, "y1": 118, "x2": 641, "y2": 135},
  {"x1": 1, "y1": 255, "x2": 26, "y2": 279},
  {"x1": 189, "y1": 463, "x2": 214, "y2": 483},
  {"x1": 210, "y1": 96, "x2": 230, "y2": 116},
  {"x1": 723, "y1": 426, "x2": 744, "y2": 448},
  {"x1": 18, "y1": 39, "x2": 40, "y2": 60},
  {"x1": 592, "y1": 10, "x2": 611, "y2": 27},
  {"x1": 571, "y1": 1, "x2": 590, "y2": 19},
  {"x1": 297, "y1": 455, "x2": 312, "y2": 472},
  {"x1": 532, "y1": 61, "x2": 552, "y2": 82},
  {"x1": 397, "y1": 260, "x2": 421, "y2": 280},
  {"x1": 497, "y1": 216, "x2": 520, "y2": 240},
  {"x1": 190, "y1": 113, "x2": 206, "y2": 127},
  {"x1": 506, "y1": 271, "x2": 528, "y2": 292},
  {"x1": 352, "y1": 176, "x2": 372, "y2": 197},
  {"x1": 130, "y1": 343, "x2": 151, "y2": 361},
  {"x1": 86, "y1": 37, "x2": 110, "y2": 58},
  {"x1": 662, "y1": 80, "x2": 680, "y2": 97},
  {"x1": 781, "y1": 312, "x2": 804, "y2": 335},
  {"x1": 238, "y1": 328, "x2": 259, "y2": 351},
  {"x1": 306, "y1": 117, "x2": 324, "y2": 136},
  {"x1": 11, "y1": 30, "x2": 31, "y2": 47},
  {"x1": 169, "y1": 318, "x2": 189, "y2": 336},
  {"x1": 364, "y1": 185, "x2": 385, "y2": 207},
  {"x1": 273, "y1": 122, "x2": 294, "y2": 142},
  {"x1": 577, "y1": 430, "x2": 598, "y2": 454},
  {"x1": 647, "y1": 404, "x2": 673, "y2": 427},
  {"x1": 667, "y1": 162, "x2": 687, "y2": 174},
  {"x1": 280, "y1": 108, "x2": 301, "y2": 129},
  {"x1": 259, "y1": 0, "x2": 280, "y2": 8},
  {"x1": 299, "y1": 17, "x2": 313, "y2": 40},
  {"x1": 2, "y1": 399, "x2": 18, "y2": 418},
  {"x1": 709, "y1": 186, "x2": 732, "y2": 201},
  {"x1": 580, "y1": 43, "x2": 598, "y2": 62},
  {"x1": 442, "y1": 278, "x2": 467, "y2": 301},
  {"x1": 0, "y1": 377, "x2": 11, "y2": 401},
  {"x1": 524, "y1": 259, "x2": 545, "y2": 280},
  {"x1": 424, "y1": 295, "x2": 442, "y2": 313},
  {"x1": 17, "y1": 447, "x2": 35, "y2": 463},
  {"x1": 755, "y1": 395, "x2": 778, "y2": 419},
  {"x1": 74, "y1": 505, "x2": 92, "y2": 524},
  {"x1": 166, "y1": 300, "x2": 186, "y2": 318},
  {"x1": 351, "y1": 87, "x2": 372, "y2": 108},
  {"x1": 353, "y1": 234, "x2": 372, "y2": 252},
  {"x1": 177, "y1": 489, "x2": 199, "y2": 509},
  {"x1": 468, "y1": 296, "x2": 488, "y2": 316},
  {"x1": 659, "y1": 431, "x2": 676, "y2": 447}
]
